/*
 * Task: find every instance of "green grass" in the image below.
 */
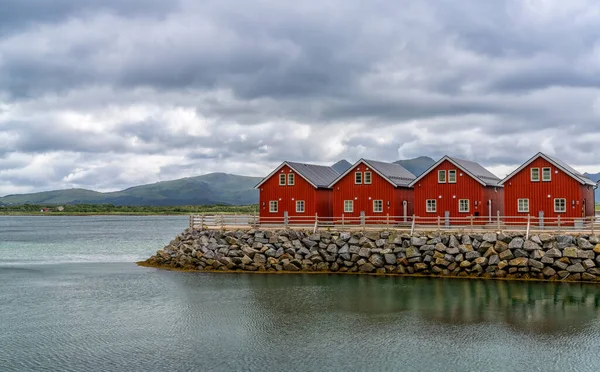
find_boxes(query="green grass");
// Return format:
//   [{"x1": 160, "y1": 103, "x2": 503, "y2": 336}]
[{"x1": 0, "y1": 204, "x2": 259, "y2": 216}]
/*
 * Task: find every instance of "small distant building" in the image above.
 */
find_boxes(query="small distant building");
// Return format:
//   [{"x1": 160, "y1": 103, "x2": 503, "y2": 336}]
[
  {"x1": 328, "y1": 159, "x2": 416, "y2": 223},
  {"x1": 57, "y1": 206, "x2": 65, "y2": 212},
  {"x1": 255, "y1": 161, "x2": 340, "y2": 224},
  {"x1": 409, "y1": 156, "x2": 504, "y2": 224},
  {"x1": 499, "y1": 153, "x2": 597, "y2": 222}
]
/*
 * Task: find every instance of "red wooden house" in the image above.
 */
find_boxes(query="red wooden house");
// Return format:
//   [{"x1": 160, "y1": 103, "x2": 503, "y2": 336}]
[
  {"x1": 409, "y1": 156, "x2": 504, "y2": 224},
  {"x1": 255, "y1": 161, "x2": 341, "y2": 224},
  {"x1": 499, "y1": 152, "x2": 597, "y2": 223},
  {"x1": 328, "y1": 159, "x2": 416, "y2": 224}
]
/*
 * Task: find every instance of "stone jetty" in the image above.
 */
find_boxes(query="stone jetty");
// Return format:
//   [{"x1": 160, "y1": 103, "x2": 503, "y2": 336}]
[{"x1": 140, "y1": 229, "x2": 600, "y2": 282}]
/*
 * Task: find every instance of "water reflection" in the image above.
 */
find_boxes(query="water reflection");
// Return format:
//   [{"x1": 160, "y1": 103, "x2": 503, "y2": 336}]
[{"x1": 176, "y1": 274, "x2": 600, "y2": 336}]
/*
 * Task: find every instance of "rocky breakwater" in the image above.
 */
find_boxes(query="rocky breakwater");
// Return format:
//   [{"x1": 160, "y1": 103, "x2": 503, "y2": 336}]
[{"x1": 140, "y1": 229, "x2": 600, "y2": 282}]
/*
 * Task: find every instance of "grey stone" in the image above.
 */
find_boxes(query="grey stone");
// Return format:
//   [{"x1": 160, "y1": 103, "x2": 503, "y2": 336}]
[
  {"x1": 578, "y1": 238, "x2": 594, "y2": 250},
  {"x1": 406, "y1": 247, "x2": 421, "y2": 258},
  {"x1": 483, "y1": 233, "x2": 497, "y2": 243},
  {"x1": 514, "y1": 249, "x2": 528, "y2": 258},
  {"x1": 461, "y1": 235, "x2": 472, "y2": 245},
  {"x1": 494, "y1": 241, "x2": 509, "y2": 253},
  {"x1": 582, "y1": 259, "x2": 596, "y2": 269},
  {"x1": 528, "y1": 259, "x2": 544, "y2": 270},
  {"x1": 553, "y1": 260, "x2": 568, "y2": 270},
  {"x1": 302, "y1": 239, "x2": 318, "y2": 249},
  {"x1": 582, "y1": 273, "x2": 596, "y2": 281},
  {"x1": 339, "y1": 232, "x2": 351, "y2": 241},
  {"x1": 508, "y1": 238, "x2": 524, "y2": 249},
  {"x1": 359, "y1": 263, "x2": 376, "y2": 273},
  {"x1": 541, "y1": 256, "x2": 554, "y2": 265},
  {"x1": 542, "y1": 267, "x2": 556, "y2": 277},
  {"x1": 509, "y1": 257, "x2": 529, "y2": 267},
  {"x1": 449, "y1": 235, "x2": 460, "y2": 248},
  {"x1": 488, "y1": 255, "x2": 500, "y2": 266},
  {"x1": 384, "y1": 254, "x2": 396, "y2": 265},
  {"x1": 530, "y1": 250, "x2": 544, "y2": 260},
  {"x1": 411, "y1": 237, "x2": 427, "y2": 247},
  {"x1": 579, "y1": 250, "x2": 595, "y2": 259},
  {"x1": 446, "y1": 247, "x2": 459, "y2": 255},
  {"x1": 465, "y1": 251, "x2": 481, "y2": 260},
  {"x1": 369, "y1": 254, "x2": 385, "y2": 268},
  {"x1": 530, "y1": 235, "x2": 543, "y2": 245},
  {"x1": 264, "y1": 248, "x2": 277, "y2": 257},
  {"x1": 523, "y1": 240, "x2": 541, "y2": 251},
  {"x1": 556, "y1": 235, "x2": 573, "y2": 249},
  {"x1": 545, "y1": 248, "x2": 562, "y2": 258},
  {"x1": 358, "y1": 248, "x2": 371, "y2": 258},
  {"x1": 567, "y1": 263, "x2": 585, "y2": 273},
  {"x1": 539, "y1": 233, "x2": 553, "y2": 243},
  {"x1": 435, "y1": 243, "x2": 447, "y2": 253},
  {"x1": 499, "y1": 250, "x2": 514, "y2": 260}
]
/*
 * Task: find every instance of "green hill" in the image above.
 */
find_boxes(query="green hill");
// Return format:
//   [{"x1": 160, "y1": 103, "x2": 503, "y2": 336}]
[
  {"x1": 394, "y1": 156, "x2": 436, "y2": 176},
  {"x1": 0, "y1": 173, "x2": 262, "y2": 206}
]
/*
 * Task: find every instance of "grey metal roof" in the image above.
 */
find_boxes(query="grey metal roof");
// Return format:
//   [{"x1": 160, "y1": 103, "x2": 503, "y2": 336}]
[
  {"x1": 362, "y1": 159, "x2": 416, "y2": 187},
  {"x1": 543, "y1": 154, "x2": 596, "y2": 186},
  {"x1": 447, "y1": 156, "x2": 502, "y2": 187},
  {"x1": 286, "y1": 161, "x2": 340, "y2": 188}
]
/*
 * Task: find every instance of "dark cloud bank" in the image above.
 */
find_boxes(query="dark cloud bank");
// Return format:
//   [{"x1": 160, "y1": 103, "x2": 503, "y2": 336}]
[{"x1": 1, "y1": 0, "x2": 600, "y2": 194}]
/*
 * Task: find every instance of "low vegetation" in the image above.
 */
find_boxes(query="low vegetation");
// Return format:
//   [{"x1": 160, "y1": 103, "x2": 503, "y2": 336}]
[{"x1": 0, "y1": 204, "x2": 259, "y2": 216}]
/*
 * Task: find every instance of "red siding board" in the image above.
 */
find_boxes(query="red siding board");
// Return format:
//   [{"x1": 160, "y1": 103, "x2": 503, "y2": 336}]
[
  {"x1": 413, "y1": 160, "x2": 503, "y2": 224},
  {"x1": 258, "y1": 165, "x2": 330, "y2": 224},
  {"x1": 504, "y1": 157, "x2": 594, "y2": 222},
  {"x1": 332, "y1": 163, "x2": 414, "y2": 223}
]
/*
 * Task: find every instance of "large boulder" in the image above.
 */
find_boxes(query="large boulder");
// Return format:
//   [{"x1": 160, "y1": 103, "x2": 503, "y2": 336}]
[
  {"x1": 508, "y1": 238, "x2": 524, "y2": 249},
  {"x1": 369, "y1": 254, "x2": 385, "y2": 268},
  {"x1": 483, "y1": 233, "x2": 497, "y2": 243}
]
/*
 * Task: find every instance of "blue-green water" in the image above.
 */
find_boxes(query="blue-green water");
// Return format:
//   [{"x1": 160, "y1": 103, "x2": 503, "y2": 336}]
[{"x1": 2, "y1": 216, "x2": 600, "y2": 371}]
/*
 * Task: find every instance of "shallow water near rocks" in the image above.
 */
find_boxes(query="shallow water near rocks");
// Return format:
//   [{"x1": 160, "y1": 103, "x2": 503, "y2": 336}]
[{"x1": 2, "y1": 216, "x2": 600, "y2": 372}]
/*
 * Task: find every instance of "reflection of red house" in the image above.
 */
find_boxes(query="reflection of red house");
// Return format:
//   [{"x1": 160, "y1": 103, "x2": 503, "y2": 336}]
[
  {"x1": 255, "y1": 162, "x2": 340, "y2": 224},
  {"x1": 328, "y1": 159, "x2": 415, "y2": 223},
  {"x1": 499, "y1": 153, "x2": 596, "y2": 222},
  {"x1": 409, "y1": 156, "x2": 504, "y2": 224}
]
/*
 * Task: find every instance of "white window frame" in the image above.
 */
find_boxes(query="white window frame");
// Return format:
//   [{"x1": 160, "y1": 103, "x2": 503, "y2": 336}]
[
  {"x1": 448, "y1": 170, "x2": 457, "y2": 183},
  {"x1": 295, "y1": 200, "x2": 305, "y2": 213},
  {"x1": 355, "y1": 172, "x2": 362, "y2": 184},
  {"x1": 279, "y1": 174, "x2": 286, "y2": 186},
  {"x1": 373, "y1": 200, "x2": 383, "y2": 213},
  {"x1": 554, "y1": 198, "x2": 566, "y2": 213},
  {"x1": 269, "y1": 200, "x2": 278, "y2": 213},
  {"x1": 517, "y1": 198, "x2": 529, "y2": 213},
  {"x1": 426, "y1": 199, "x2": 437, "y2": 213},
  {"x1": 438, "y1": 170, "x2": 446, "y2": 183},
  {"x1": 542, "y1": 167, "x2": 551, "y2": 182},
  {"x1": 288, "y1": 173, "x2": 295, "y2": 186},
  {"x1": 364, "y1": 171, "x2": 372, "y2": 184},
  {"x1": 344, "y1": 200, "x2": 354, "y2": 213},
  {"x1": 531, "y1": 168, "x2": 540, "y2": 182},
  {"x1": 459, "y1": 199, "x2": 469, "y2": 213}
]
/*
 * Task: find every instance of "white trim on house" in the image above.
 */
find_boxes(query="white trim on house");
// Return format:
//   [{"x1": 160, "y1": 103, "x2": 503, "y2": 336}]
[
  {"x1": 288, "y1": 173, "x2": 295, "y2": 185},
  {"x1": 438, "y1": 170, "x2": 446, "y2": 183},
  {"x1": 499, "y1": 152, "x2": 596, "y2": 186},
  {"x1": 531, "y1": 168, "x2": 540, "y2": 182},
  {"x1": 364, "y1": 171, "x2": 372, "y2": 184},
  {"x1": 255, "y1": 162, "x2": 320, "y2": 189},
  {"x1": 269, "y1": 200, "x2": 278, "y2": 213},
  {"x1": 409, "y1": 156, "x2": 491, "y2": 188},
  {"x1": 426, "y1": 199, "x2": 437, "y2": 213},
  {"x1": 448, "y1": 169, "x2": 457, "y2": 183},
  {"x1": 279, "y1": 173, "x2": 287, "y2": 186},
  {"x1": 542, "y1": 167, "x2": 551, "y2": 182},
  {"x1": 344, "y1": 200, "x2": 354, "y2": 213},
  {"x1": 355, "y1": 172, "x2": 362, "y2": 184},
  {"x1": 296, "y1": 200, "x2": 305, "y2": 213}
]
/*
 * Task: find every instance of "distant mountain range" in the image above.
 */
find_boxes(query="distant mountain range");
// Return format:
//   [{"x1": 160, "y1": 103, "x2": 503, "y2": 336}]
[
  {"x1": 0, "y1": 173, "x2": 263, "y2": 206},
  {"x1": 2, "y1": 157, "x2": 593, "y2": 206}
]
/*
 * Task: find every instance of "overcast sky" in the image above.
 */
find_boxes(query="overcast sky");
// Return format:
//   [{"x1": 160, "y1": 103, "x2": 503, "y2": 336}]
[{"x1": 1, "y1": 0, "x2": 600, "y2": 195}]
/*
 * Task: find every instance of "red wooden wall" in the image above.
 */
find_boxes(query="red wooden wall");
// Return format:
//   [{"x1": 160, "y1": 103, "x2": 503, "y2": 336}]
[
  {"x1": 413, "y1": 160, "x2": 501, "y2": 221},
  {"x1": 503, "y1": 157, "x2": 591, "y2": 219},
  {"x1": 331, "y1": 162, "x2": 414, "y2": 221},
  {"x1": 259, "y1": 164, "x2": 327, "y2": 223}
]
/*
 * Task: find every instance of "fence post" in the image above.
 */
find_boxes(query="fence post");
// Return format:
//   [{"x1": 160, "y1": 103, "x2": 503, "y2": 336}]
[
  {"x1": 497, "y1": 211, "x2": 500, "y2": 230},
  {"x1": 252, "y1": 213, "x2": 256, "y2": 228},
  {"x1": 220, "y1": 214, "x2": 224, "y2": 230},
  {"x1": 470, "y1": 215, "x2": 474, "y2": 233},
  {"x1": 189, "y1": 215, "x2": 194, "y2": 230},
  {"x1": 313, "y1": 213, "x2": 318, "y2": 233},
  {"x1": 342, "y1": 214, "x2": 345, "y2": 227},
  {"x1": 592, "y1": 216, "x2": 595, "y2": 235},
  {"x1": 410, "y1": 215, "x2": 416, "y2": 236},
  {"x1": 437, "y1": 216, "x2": 441, "y2": 233},
  {"x1": 526, "y1": 214, "x2": 531, "y2": 240},
  {"x1": 233, "y1": 214, "x2": 237, "y2": 225},
  {"x1": 386, "y1": 213, "x2": 389, "y2": 227},
  {"x1": 557, "y1": 215, "x2": 561, "y2": 233}
]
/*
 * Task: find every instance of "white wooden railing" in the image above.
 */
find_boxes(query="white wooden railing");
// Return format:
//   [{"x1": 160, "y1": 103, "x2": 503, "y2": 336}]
[{"x1": 190, "y1": 213, "x2": 600, "y2": 235}]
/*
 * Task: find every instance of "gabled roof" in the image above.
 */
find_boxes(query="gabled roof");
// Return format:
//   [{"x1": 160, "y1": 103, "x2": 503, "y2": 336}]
[
  {"x1": 328, "y1": 158, "x2": 416, "y2": 188},
  {"x1": 255, "y1": 161, "x2": 340, "y2": 189},
  {"x1": 498, "y1": 152, "x2": 596, "y2": 186},
  {"x1": 408, "y1": 156, "x2": 502, "y2": 187}
]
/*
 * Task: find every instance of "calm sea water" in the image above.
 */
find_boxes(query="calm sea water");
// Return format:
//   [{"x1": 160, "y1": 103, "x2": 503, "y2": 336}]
[{"x1": 1, "y1": 216, "x2": 600, "y2": 372}]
